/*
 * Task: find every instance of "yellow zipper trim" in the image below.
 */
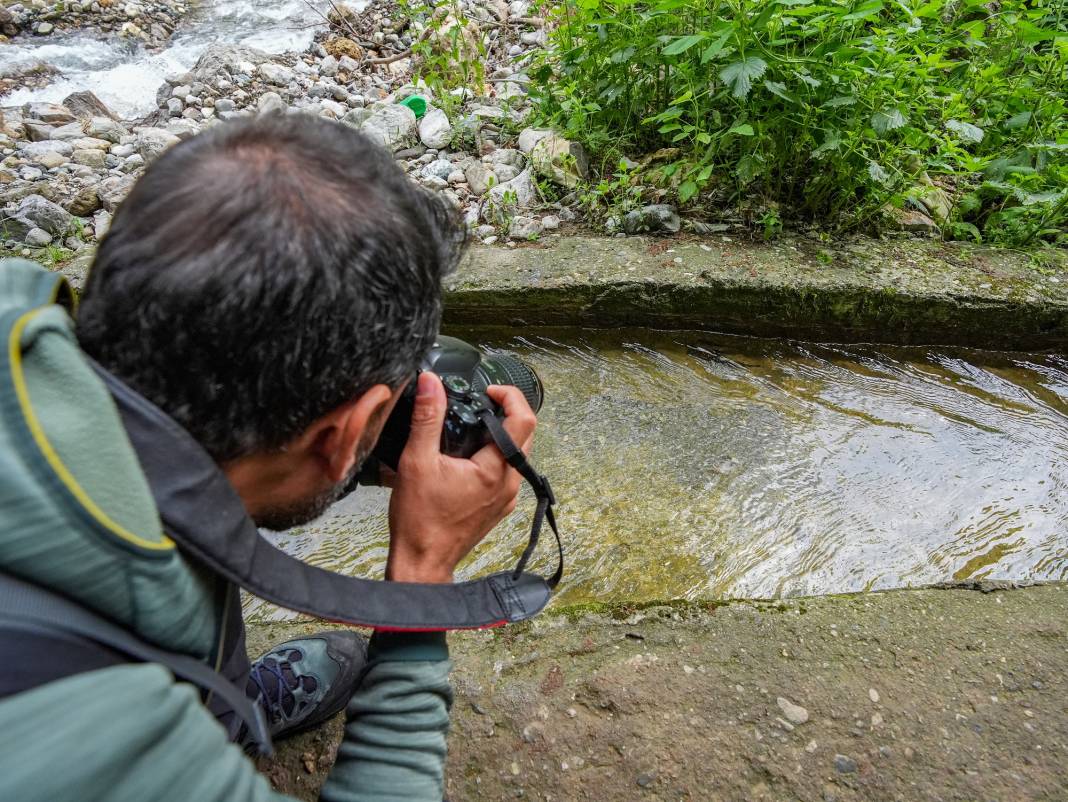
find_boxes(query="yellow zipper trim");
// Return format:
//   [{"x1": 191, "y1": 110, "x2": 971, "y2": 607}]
[{"x1": 9, "y1": 307, "x2": 175, "y2": 552}]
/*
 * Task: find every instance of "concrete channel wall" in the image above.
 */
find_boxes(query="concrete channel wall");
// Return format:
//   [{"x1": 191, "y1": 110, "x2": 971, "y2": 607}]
[{"x1": 445, "y1": 237, "x2": 1068, "y2": 351}]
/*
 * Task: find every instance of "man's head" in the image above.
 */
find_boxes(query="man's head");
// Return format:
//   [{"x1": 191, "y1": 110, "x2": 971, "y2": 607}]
[{"x1": 76, "y1": 114, "x2": 467, "y2": 529}]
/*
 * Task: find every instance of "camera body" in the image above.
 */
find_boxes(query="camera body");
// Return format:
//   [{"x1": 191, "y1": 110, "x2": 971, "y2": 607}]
[{"x1": 372, "y1": 336, "x2": 543, "y2": 470}]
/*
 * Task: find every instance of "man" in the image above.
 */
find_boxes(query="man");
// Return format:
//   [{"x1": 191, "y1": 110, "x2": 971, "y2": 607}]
[{"x1": 0, "y1": 113, "x2": 536, "y2": 800}]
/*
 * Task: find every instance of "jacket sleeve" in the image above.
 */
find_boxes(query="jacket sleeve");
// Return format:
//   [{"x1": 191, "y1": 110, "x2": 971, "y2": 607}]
[
  {"x1": 319, "y1": 631, "x2": 453, "y2": 802},
  {"x1": 0, "y1": 663, "x2": 297, "y2": 802}
]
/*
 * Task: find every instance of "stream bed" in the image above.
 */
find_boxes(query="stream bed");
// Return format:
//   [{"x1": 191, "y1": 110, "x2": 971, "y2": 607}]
[
  {"x1": 0, "y1": 0, "x2": 328, "y2": 119},
  {"x1": 248, "y1": 327, "x2": 1068, "y2": 619}
]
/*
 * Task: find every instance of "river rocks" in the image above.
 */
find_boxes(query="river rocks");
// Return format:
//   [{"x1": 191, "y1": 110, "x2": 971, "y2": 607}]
[
  {"x1": 50, "y1": 122, "x2": 89, "y2": 141},
  {"x1": 484, "y1": 169, "x2": 536, "y2": 224},
  {"x1": 530, "y1": 135, "x2": 589, "y2": 188},
  {"x1": 465, "y1": 162, "x2": 496, "y2": 196},
  {"x1": 23, "y1": 103, "x2": 75, "y2": 125},
  {"x1": 258, "y1": 92, "x2": 286, "y2": 115},
  {"x1": 419, "y1": 107, "x2": 453, "y2": 149},
  {"x1": 12, "y1": 194, "x2": 73, "y2": 236},
  {"x1": 259, "y1": 63, "x2": 294, "y2": 87},
  {"x1": 517, "y1": 127, "x2": 552, "y2": 154},
  {"x1": 23, "y1": 121, "x2": 55, "y2": 143},
  {"x1": 85, "y1": 117, "x2": 128, "y2": 143},
  {"x1": 65, "y1": 186, "x2": 102, "y2": 217},
  {"x1": 34, "y1": 22, "x2": 54, "y2": 35},
  {"x1": 135, "y1": 127, "x2": 180, "y2": 162},
  {"x1": 63, "y1": 91, "x2": 118, "y2": 121},
  {"x1": 834, "y1": 754, "x2": 858, "y2": 774},
  {"x1": 622, "y1": 204, "x2": 681, "y2": 235},
  {"x1": 422, "y1": 159, "x2": 455, "y2": 182},
  {"x1": 509, "y1": 215, "x2": 542, "y2": 240},
  {"x1": 359, "y1": 103, "x2": 417, "y2": 152},
  {"x1": 20, "y1": 140, "x2": 74, "y2": 159}
]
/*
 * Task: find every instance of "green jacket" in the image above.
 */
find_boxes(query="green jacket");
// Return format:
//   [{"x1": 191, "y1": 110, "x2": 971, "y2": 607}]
[{"x1": 0, "y1": 258, "x2": 452, "y2": 801}]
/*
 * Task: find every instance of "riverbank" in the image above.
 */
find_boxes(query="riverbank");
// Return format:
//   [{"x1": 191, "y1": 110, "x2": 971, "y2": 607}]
[
  {"x1": 248, "y1": 581, "x2": 1068, "y2": 801},
  {"x1": 447, "y1": 236, "x2": 1068, "y2": 350}
]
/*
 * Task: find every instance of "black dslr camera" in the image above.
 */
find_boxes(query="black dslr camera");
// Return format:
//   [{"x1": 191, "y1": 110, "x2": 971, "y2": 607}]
[{"x1": 372, "y1": 336, "x2": 544, "y2": 470}]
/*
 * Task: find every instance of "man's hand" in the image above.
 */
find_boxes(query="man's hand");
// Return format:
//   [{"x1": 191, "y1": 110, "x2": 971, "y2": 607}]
[{"x1": 386, "y1": 372, "x2": 537, "y2": 584}]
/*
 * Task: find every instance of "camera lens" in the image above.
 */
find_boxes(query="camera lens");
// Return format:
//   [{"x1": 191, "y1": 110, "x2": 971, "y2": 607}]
[{"x1": 478, "y1": 354, "x2": 544, "y2": 413}]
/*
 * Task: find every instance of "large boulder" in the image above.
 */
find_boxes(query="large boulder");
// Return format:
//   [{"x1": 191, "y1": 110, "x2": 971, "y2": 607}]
[{"x1": 530, "y1": 135, "x2": 589, "y2": 189}]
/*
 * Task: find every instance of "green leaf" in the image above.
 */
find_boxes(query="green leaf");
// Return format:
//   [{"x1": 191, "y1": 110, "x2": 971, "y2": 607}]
[
  {"x1": 719, "y1": 57, "x2": 768, "y2": 99},
  {"x1": 945, "y1": 119, "x2": 984, "y2": 144},
  {"x1": 950, "y1": 222, "x2": 982, "y2": 243},
  {"x1": 871, "y1": 107, "x2": 908, "y2": 135},
  {"x1": 727, "y1": 123, "x2": 755, "y2": 136},
  {"x1": 764, "y1": 80, "x2": 797, "y2": 103},
  {"x1": 679, "y1": 180, "x2": 699, "y2": 202},
  {"x1": 695, "y1": 132, "x2": 713, "y2": 144},
  {"x1": 811, "y1": 131, "x2": 841, "y2": 158},
  {"x1": 824, "y1": 95, "x2": 857, "y2": 107},
  {"x1": 670, "y1": 89, "x2": 694, "y2": 105},
  {"x1": 842, "y1": 0, "x2": 883, "y2": 21},
  {"x1": 776, "y1": 0, "x2": 814, "y2": 5},
  {"x1": 663, "y1": 34, "x2": 706, "y2": 56},
  {"x1": 697, "y1": 165, "x2": 715, "y2": 181},
  {"x1": 700, "y1": 28, "x2": 733, "y2": 63},
  {"x1": 868, "y1": 161, "x2": 891, "y2": 185},
  {"x1": 1004, "y1": 111, "x2": 1032, "y2": 130}
]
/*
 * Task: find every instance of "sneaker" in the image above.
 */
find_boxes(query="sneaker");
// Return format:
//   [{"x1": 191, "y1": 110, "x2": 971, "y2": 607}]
[{"x1": 246, "y1": 630, "x2": 367, "y2": 740}]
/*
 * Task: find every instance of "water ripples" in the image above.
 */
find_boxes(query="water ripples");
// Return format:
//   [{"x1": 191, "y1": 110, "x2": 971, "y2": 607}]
[{"x1": 248, "y1": 329, "x2": 1068, "y2": 619}]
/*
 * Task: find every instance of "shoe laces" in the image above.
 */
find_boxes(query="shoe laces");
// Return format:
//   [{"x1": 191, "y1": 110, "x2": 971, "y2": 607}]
[{"x1": 248, "y1": 649, "x2": 318, "y2": 722}]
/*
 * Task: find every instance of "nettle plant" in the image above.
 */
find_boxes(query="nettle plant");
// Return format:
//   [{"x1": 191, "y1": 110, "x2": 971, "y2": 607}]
[{"x1": 531, "y1": 0, "x2": 1067, "y2": 245}]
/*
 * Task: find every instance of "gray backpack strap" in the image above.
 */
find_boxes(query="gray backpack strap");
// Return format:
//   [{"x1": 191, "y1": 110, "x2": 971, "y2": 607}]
[{"x1": 0, "y1": 571, "x2": 272, "y2": 756}]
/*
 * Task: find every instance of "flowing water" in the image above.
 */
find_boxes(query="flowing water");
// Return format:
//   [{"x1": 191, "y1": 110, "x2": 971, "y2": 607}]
[
  {"x1": 0, "y1": 0, "x2": 335, "y2": 119},
  {"x1": 248, "y1": 328, "x2": 1068, "y2": 619}
]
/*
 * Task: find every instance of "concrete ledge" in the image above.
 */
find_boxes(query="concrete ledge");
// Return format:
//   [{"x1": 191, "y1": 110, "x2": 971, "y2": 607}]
[
  {"x1": 252, "y1": 582, "x2": 1068, "y2": 801},
  {"x1": 445, "y1": 237, "x2": 1068, "y2": 350}
]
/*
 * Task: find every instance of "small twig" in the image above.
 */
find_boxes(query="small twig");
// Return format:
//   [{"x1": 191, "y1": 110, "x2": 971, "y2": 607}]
[{"x1": 366, "y1": 22, "x2": 435, "y2": 65}]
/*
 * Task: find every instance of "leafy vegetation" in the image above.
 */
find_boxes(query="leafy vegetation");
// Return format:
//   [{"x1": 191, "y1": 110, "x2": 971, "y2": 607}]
[{"x1": 530, "y1": 0, "x2": 1067, "y2": 245}]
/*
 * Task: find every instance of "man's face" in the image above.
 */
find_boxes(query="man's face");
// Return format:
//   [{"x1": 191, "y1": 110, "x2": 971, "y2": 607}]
[{"x1": 252, "y1": 383, "x2": 406, "y2": 531}]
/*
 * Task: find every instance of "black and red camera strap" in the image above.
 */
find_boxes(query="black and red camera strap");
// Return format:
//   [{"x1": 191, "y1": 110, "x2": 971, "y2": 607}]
[{"x1": 99, "y1": 364, "x2": 563, "y2": 632}]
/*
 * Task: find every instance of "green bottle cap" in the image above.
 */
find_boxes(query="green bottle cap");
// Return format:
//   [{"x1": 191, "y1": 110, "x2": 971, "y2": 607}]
[{"x1": 398, "y1": 95, "x2": 428, "y2": 119}]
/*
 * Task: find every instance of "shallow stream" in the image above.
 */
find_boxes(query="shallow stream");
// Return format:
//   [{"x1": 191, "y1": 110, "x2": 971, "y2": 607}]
[
  {"x1": 249, "y1": 328, "x2": 1068, "y2": 619},
  {"x1": 0, "y1": 0, "x2": 331, "y2": 119}
]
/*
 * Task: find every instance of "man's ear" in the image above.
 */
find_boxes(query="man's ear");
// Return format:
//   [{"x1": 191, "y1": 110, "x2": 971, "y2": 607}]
[{"x1": 308, "y1": 384, "x2": 394, "y2": 483}]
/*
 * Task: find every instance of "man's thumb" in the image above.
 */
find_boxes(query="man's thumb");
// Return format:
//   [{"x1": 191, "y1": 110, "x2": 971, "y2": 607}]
[{"x1": 406, "y1": 372, "x2": 446, "y2": 456}]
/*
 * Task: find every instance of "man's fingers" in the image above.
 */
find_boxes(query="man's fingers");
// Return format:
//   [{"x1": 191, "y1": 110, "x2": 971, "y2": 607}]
[
  {"x1": 402, "y1": 372, "x2": 446, "y2": 460},
  {"x1": 486, "y1": 385, "x2": 537, "y2": 450}
]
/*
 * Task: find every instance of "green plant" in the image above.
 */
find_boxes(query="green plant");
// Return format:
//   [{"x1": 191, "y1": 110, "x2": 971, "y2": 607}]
[
  {"x1": 400, "y1": 0, "x2": 487, "y2": 96},
  {"x1": 531, "y1": 0, "x2": 1068, "y2": 246}
]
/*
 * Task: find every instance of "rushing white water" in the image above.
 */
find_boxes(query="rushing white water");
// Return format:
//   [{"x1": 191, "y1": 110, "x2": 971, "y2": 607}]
[{"x1": 0, "y1": 0, "x2": 338, "y2": 119}]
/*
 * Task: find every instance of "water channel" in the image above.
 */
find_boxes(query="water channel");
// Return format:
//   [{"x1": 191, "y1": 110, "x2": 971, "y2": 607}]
[{"x1": 248, "y1": 327, "x2": 1068, "y2": 619}]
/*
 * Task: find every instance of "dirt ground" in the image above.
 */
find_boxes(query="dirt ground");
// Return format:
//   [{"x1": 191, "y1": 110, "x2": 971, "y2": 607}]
[{"x1": 248, "y1": 582, "x2": 1068, "y2": 801}]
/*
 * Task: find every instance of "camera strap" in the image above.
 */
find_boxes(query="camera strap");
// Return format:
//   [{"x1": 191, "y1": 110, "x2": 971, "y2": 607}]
[
  {"x1": 94, "y1": 363, "x2": 560, "y2": 632},
  {"x1": 477, "y1": 410, "x2": 563, "y2": 589}
]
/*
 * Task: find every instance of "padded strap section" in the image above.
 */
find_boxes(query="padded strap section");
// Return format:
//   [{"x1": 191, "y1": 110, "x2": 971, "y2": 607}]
[
  {"x1": 479, "y1": 410, "x2": 564, "y2": 589},
  {"x1": 96, "y1": 364, "x2": 553, "y2": 631},
  {"x1": 0, "y1": 571, "x2": 273, "y2": 756}
]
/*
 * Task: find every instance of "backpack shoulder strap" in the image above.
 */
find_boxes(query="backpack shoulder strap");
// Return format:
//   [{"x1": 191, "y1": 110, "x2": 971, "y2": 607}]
[{"x1": 0, "y1": 571, "x2": 272, "y2": 756}]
